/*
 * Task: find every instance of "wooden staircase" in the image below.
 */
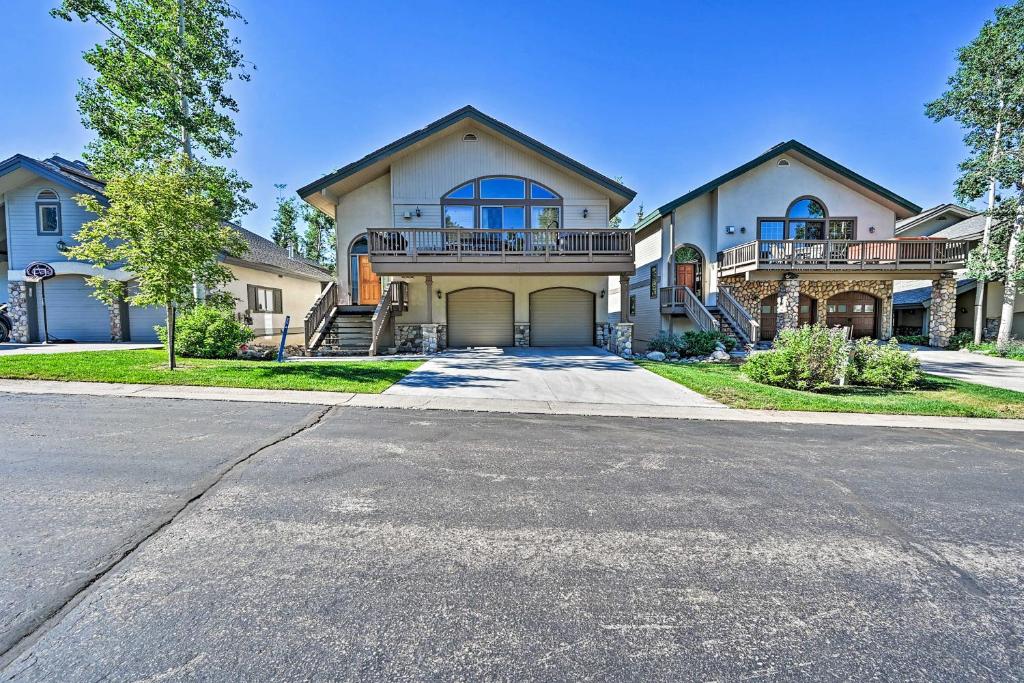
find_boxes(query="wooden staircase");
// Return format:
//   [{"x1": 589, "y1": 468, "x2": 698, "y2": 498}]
[
  {"x1": 316, "y1": 310, "x2": 374, "y2": 356},
  {"x1": 707, "y1": 306, "x2": 742, "y2": 344}
]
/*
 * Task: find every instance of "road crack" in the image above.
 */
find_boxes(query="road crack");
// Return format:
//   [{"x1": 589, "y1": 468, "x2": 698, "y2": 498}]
[{"x1": 0, "y1": 404, "x2": 334, "y2": 672}]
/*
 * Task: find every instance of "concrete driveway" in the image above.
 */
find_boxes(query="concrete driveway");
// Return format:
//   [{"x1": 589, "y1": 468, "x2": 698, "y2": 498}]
[
  {"x1": 910, "y1": 346, "x2": 1024, "y2": 393},
  {"x1": 0, "y1": 342, "x2": 160, "y2": 356},
  {"x1": 384, "y1": 346, "x2": 723, "y2": 408}
]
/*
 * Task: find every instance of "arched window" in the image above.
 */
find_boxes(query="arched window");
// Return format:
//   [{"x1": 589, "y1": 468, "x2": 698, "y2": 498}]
[
  {"x1": 36, "y1": 189, "x2": 62, "y2": 235},
  {"x1": 757, "y1": 196, "x2": 855, "y2": 241},
  {"x1": 673, "y1": 245, "x2": 704, "y2": 295},
  {"x1": 441, "y1": 176, "x2": 563, "y2": 230}
]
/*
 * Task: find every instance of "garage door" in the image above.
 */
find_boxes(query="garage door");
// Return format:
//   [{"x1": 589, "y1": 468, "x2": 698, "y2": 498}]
[
  {"x1": 128, "y1": 304, "x2": 166, "y2": 342},
  {"x1": 826, "y1": 291, "x2": 878, "y2": 338},
  {"x1": 530, "y1": 288, "x2": 594, "y2": 346},
  {"x1": 447, "y1": 288, "x2": 513, "y2": 347},
  {"x1": 35, "y1": 276, "x2": 111, "y2": 342}
]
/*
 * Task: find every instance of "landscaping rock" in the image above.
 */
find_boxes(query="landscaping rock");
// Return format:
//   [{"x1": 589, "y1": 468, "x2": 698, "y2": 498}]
[
  {"x1": 646, "y1": 351, "x2": 666, "y2": 361},
  {"x1": 667, "y1": 352, "x2": 680, "y2": 360},
  {"x1": 710, "y1": 350, "x2": 731, "y2": 362},
  {"x1": 714, "y1": 342, "x2": 727, "y2": 352}
]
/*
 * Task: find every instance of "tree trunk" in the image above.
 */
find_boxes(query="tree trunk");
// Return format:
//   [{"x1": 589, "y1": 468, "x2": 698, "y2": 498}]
[
  {"x1": 167, "y1": 304, "x2": 176, "y2": 370},
  {"x1": 975, "y1": 99, "x2": 1003, "y2": 344},
  {"x1": 997, "y1": 207, "x2": 1024, "y2": 353}
]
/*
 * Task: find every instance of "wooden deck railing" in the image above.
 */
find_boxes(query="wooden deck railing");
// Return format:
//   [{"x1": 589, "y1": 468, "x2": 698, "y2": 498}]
[
  {"x1": 660, "y1": 286, "x2": 718, "y2": 333},
  {"x1": 368, "y1": 281, "x2": 408, "y2": 356},
  {"x1": 367, "y1": 227, "x2": 633, "y2": 260},
  {"x1": 717, "y1": 285, "x2": 759, "y2": 345},
  {"x1": 303, "y1": 280, "x2": 337, "y2": 351},
  {"x1": 717, "y1": 238, "x2": 975, "y2": 274}
]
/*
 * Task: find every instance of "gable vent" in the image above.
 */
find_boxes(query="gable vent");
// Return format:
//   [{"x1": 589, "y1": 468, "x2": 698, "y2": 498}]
[
  {"x1": 777, "y1": 159, "x2": 790, "y2": 167},
  {"x1": 463, "y1": 133, "x2": 478, "y2": 142}
]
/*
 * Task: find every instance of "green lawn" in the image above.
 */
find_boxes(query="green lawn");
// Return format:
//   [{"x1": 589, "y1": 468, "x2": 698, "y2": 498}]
[
  {"x1": 0, "y1": 349, "x2": 423, "y2": 393},
  {"x1": 637, "y1": 360, "x2": 1024, "y2": 419}
]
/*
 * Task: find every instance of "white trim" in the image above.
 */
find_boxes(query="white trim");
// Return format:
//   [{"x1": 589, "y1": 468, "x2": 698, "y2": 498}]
[{"x1": 8, "y1": 261, "x2": 134, "y2": 282}]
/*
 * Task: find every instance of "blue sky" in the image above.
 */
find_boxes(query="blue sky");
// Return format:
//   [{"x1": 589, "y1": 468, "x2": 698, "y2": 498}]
[{"x1": 0, "y1": 0, "x2": 1005, "y2": 237}]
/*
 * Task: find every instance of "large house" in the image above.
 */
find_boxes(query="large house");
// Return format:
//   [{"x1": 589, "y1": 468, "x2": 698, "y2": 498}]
[
  {"x1": 893, "y1": 209, "x2": 1024, "y2": 339},
  {"x1": 297, "y1": 106, "x2": 637, "y2": 355},
  {"x1": 614, "y1": 141, "x2": 975, "y2": 351},
  {"x1": 1, "y1": 154, "x2": 330, "y2": 344}
]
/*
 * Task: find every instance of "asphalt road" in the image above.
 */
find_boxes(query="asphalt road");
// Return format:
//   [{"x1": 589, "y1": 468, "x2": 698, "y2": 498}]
[{"x1": 1, "y1": 394, "x2": 1022, "y2": 680}]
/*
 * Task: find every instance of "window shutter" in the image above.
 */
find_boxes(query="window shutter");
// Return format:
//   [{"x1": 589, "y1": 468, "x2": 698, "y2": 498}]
[
  {"x1": 246, "y1": 285, "x2": 257, "y2": 311},
  {"x1": 272, "y1": 288, "x2": 283, "y2": 314}
]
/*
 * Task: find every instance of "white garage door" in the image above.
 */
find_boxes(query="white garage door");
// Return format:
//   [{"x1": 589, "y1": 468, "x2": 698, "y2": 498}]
[
  {"x1": 447, "y1": 288, "x2": 513, "y2": 347},
  {"x1": 530, "y1": 288, "x2": 595, "y2": 346},
  {"x1": 35, "y1": 276, "x2": 110, "y2": 342}
]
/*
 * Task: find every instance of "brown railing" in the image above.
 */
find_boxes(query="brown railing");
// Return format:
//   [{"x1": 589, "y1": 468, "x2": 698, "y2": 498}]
[
  {"x1": 718, "y1": 285, "x2": 759, "y2": 345},
  {"x1": 367, "y1": 227, "x2": 633, "y2": 260},
  {"x1": 718, "y1": 238, "x2": 975, "y2": 274},
  {"x1": 660, "y1": 286, "x2": 718, "y2": 333},
  {"x1": 368, "y1": 281, "x2": 408, "y2": 356},
  {"x1": 303, "y1": 280, "x2": 337, "y2": 351}
]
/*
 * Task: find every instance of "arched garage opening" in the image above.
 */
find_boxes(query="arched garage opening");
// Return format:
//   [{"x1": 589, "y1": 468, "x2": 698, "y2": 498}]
[
  {"x1": 758, "y1": 293, "x2": 817, "y2": 341},
  {"x1": 447, "y1": 288, "x2": 514, "y2": 347},
  {"x1": 530, "y1": 287, "x2": 595, "y2": 346}
]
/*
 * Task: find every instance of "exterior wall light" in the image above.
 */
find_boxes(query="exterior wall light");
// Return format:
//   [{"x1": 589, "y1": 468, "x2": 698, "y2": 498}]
[
  {"x1": 56, "y1": 240, "x2": 69, "y2": 253},
  {"x1": 436, "y1": 289, "x2": 442, "y2": 300},
  {"x1": 868, "y1": 226, "x2": 876, "y2": 234},
  {"x1": 740, "y1": 226, "x2": 747, "y2": 234},
  {"x1": 415, "y1": 207, "x2": 422, "y2": 218},
  {"x1": 600, "y1": 289, "x2": 605, "y2": 299},
  {"x1": 582, "y1": 208, "x2": 589, "y2": 218}
]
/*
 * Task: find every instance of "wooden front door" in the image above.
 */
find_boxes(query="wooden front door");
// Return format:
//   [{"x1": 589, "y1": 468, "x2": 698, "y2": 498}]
[
  {"x1": 356, "y1": 255, "x2": 381, "y2": 305},
  {"x1": 676, "y1": 263, "x2": 696, "y2": 291}
]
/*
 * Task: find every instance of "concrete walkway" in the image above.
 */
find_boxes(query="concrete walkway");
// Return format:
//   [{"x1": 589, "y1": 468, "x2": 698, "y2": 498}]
[
  {"x1": 385, "y1": 346, "x2": 724, "y2": 408},
  {"x1": 2, "y1": 378, "x2": 1024, "y2": 432},
  {"x1": 910, "y1": 346, "x2": 1024, "y2": 393},
  {"x1": 0, "y1": 342, "x2": 161, "y2": 356}
]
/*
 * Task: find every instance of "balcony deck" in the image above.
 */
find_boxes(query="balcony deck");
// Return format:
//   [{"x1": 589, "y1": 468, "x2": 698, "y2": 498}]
[
  {"x1": 366, "y1": 227, "x2": 635, "y2": 275},
  {"x1": 717, "y1": 239, "x2": 975, "y2": 277}
]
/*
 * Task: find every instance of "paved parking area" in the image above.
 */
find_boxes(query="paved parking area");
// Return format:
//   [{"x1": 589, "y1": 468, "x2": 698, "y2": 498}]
[
  {"x1": 912, "y1": 346, "x2": 1024, "y2": 393},
  {"x1": 1, "y1": 394, "x2": 1022, "y2": 680},
  {"x1": 385, "y1": 346, "x2": 724, "y2": 407},
  {"x1": 0, "y1": 342, "x2": 160, "y2": 356}
]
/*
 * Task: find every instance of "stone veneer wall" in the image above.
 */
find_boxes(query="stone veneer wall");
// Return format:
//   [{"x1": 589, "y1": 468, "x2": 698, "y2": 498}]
[
  {"x1": 595, "y1": 322, "x2": 610, "y2": 350},
  {"x1": 610, "y1": 323, "x2": 633, "y2": 356},
  {"x1": 928, "y1": 273, "x2": 957, "y2": 348},
  {"x1": 514, "y1": 323, "x2": 530, "y2": 347},
  {"x1": 776, "y1": 278, "x2": 801, "y2": 332},
  {"x1": 720, "y1": 275, "x2": 895, "y2": 339},
  {"x1": 109, "y1": 300, "x2": 125, "y2": 342},
  {"x1": 7, "y1": 282, "x2": 31, "y2": 343},
  {"x1": 395, "y1": 324, "x2": 422, "y2": 354}
]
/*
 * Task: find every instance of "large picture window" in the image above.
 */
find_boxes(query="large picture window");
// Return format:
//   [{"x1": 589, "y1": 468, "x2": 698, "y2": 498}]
[
  {"x1": 442, "y1": 176, "x2": 563, "y2": 229},
  {"x1": 757, "y1": 197, "x2": 856, "y2": 240}
]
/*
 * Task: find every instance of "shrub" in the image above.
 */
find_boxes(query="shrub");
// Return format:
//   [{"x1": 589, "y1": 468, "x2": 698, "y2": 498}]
[
  {"x1": 157, "y1": 304, "x2": 253, "y2": 359},
  {"x1": 647, "y1": 331, "x2": 685, "y2": 354},
  {"x1": 947, "y1": 330, "x2": 973, "y2": 350},
  {"x1": 681, "y1": 330, "x2": 736, "y2": 355},
  {"x1": 967, "y1": 338, "x2": 1024, "y2": 360},
  {"x1": 847, "y1": 338, "x2": 920, "y2": 389},
  {"x1": 743, "y1": 324, "x2": 848, "y2": 390},
  {"x1": 893, "y1": 334, "x2": 930, "y2": 346}
]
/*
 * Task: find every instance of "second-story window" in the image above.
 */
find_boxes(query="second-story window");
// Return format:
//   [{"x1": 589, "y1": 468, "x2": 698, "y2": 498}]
[
  {"x1": 442, "y1": 176, "x2": 562, "y2": 230},
  {"x1": 36, "y1": 189, "x2": 62, "y2": 235},
  {"x1": 757, "y1": 196, "x2": 856, "y2": 240}
]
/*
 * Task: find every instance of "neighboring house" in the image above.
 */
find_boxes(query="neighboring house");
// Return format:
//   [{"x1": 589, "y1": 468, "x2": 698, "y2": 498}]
[
  {"x1": 0, "y1": 154, "x2": 329, "y2": 344},
  {"x1": 297, "y1": 106, "x2": 637, "y2": 355},
  {"x1": 895, "y1": 203, "x2": 976, "y2": 238},
  {"x1": 892, "y1": 213, "x2": 1024, "y2": 339},
  {"x1": 615, "y1": 140, "x2": 976, "y2": 351}
]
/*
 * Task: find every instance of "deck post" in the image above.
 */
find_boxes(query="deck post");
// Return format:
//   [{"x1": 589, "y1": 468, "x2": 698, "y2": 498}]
[
  {"x1": 777, "y1": 274, "x2": 801, "y2": 333},
  {"x1": 928, "y1": 272, "x2": 957, "y2": 348},
  {"x1": 619, "y1": 274, "x2": 630, "y2": 323},
  {"x1": 425, "y1": 275, "x2": 433, "y2": 324}
]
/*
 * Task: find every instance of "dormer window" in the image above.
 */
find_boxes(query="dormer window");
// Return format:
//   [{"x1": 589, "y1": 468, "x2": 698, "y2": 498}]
[
  {"x1": 36, "y1": 190, "x2": 62, "y2": 235},
  {"x1": 441, "y1": 176, "x2": 562, "y2": 229}
]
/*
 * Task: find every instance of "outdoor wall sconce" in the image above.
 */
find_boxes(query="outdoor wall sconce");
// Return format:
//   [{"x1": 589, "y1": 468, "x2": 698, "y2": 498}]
[
  {"x1": 868, "y1": 226, "x2": 877, "y2": 234},
  {"x1": 436, "y1": 289, "x2": 442, "y2": 300},
  {"x1": 415, "y1": 207, "x2": 422, "y2": 218},
  {"x1": 582, "y1": 208, "x2": 589, "y2": 218},
  {"x1": 740, "y1": 226, "x2": 747, "y2": 234},
  {"x1": 56, "y1": 240, "x2": 69, "y2": 253},
  {"x1": 600, "y1": 289, "x2": 605, "y2": 299}
]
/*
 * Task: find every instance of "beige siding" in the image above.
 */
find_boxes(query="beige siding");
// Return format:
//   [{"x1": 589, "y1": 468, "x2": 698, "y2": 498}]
[
  {"x1": 223, "y1": 263, "x2": 325, "y2": 343},
  {"x1": 335, "y1": 174, "x2": 392, "y2": 303}
]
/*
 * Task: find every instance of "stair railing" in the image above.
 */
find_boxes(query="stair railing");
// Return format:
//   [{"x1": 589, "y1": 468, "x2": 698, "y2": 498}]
[
  {"x1": 717, "y1": 285, "x2": 760, "y2": 344},
  {"x1": 681, "y1": 286, "x2": 719, "y2": 333},
  {"x1": 369, "y1": 281, "x2": 408, "y2": 356},
  {"x1": 303, "y1": 281, "x2": 337, "y2": 352}
]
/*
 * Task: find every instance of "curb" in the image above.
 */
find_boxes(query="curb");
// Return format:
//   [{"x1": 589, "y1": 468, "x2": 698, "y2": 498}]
[{"x1": 2, "y1": 379, "x2": 1024, "y2": 432}]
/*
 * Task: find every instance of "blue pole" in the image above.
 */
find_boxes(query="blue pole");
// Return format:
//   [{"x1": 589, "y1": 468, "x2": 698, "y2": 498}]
[{"x1": 277, "y1": 315, "x2": 290, "y2": 362}]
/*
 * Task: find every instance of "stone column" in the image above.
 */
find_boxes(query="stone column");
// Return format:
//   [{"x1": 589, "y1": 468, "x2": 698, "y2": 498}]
[
  {"x1": 7, "y1": 282, "x2": 31, "y2": 343},
  {"x1": 776, "y1": 276, "x2": 801, "y2": 333},
  {"x1": 612, "y1": 322, "x2": 633, "y2": 356},
  {"x1": 514, "y1": 323, "x2": 530, "y2": 347},
  {"x1": 420, "y1": 323, "x2": 439, "y2": 354},
  {"x1": 928, "y1": 272, "x2": 957, "y2": 348},
  {"x1": 109, "y1": 299, "x2": 126, "y2": 342},
  {"x1": 878, "y1": 280, "x2": 894, "y2": 340},
  {"x1": 619, "y1": 275, "x2": 630, "y2": 323}
]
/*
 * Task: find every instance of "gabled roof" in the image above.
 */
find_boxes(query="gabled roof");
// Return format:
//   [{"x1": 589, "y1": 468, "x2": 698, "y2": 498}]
[
  {"x1": 0, "y1": 153, "x2": 330, "y2": 281},
  {"x1": 297, "y1": 105, "x2": 637, "y2": 211},
  {"x1": 895, "y1": 203, "x2": 977, "y2": 234},
  {"x1": 633, "y1": 139, "x2": 922, "y2": 234}
]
